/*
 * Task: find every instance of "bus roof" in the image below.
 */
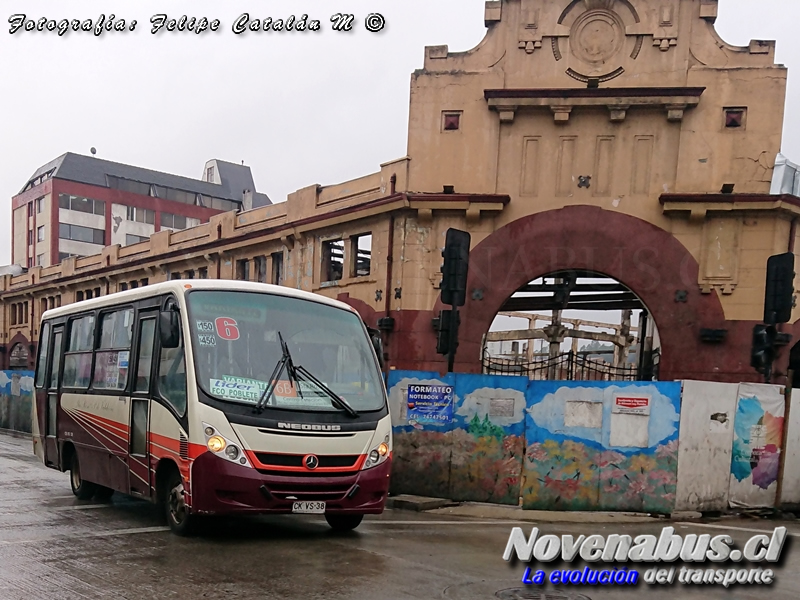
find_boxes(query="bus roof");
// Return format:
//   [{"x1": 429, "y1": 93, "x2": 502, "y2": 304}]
[{"x1": 41, "y1": 280, "x2": 359, "y2": 321}]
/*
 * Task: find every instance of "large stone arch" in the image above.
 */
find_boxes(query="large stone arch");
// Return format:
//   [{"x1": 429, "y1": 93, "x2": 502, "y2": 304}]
[{"x1": 435, "y1": 205, "x2": 757, "y2": 382}]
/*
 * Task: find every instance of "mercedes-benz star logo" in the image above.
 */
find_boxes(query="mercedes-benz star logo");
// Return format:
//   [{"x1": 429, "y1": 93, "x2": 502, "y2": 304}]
[{"x1": 304, "y1": 454, "x2": 319, "y2": 470}]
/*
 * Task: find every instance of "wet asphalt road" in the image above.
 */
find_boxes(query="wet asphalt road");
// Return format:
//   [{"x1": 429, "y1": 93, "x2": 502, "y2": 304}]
[{"x1": 2, "y1": 432, "x2": 800, "y2": 600}]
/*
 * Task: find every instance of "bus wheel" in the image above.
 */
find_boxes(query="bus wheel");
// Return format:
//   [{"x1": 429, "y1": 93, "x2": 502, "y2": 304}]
[
  {"x1": 325, "y1": 514, "x2": 363, "y2": 532},
  {"x1": 70, "y1": 452, "x2": 98, "y2": 500},
  {"x1": 165, "y1": 471, "x2": 194, "y2": 536}
]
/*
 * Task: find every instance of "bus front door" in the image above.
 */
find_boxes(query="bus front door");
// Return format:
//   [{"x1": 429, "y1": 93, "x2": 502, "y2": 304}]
[
  {"x1": 128, "y1": 315, "x2": 157, "y2": 498},
  {"x1": 44, "y1": 326, "x2": 64, "y2": 469}
]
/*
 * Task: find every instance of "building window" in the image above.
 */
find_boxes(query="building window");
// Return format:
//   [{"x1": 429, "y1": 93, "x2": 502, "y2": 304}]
[
  {"x1": 36, "y1": 197, "x2": 45, "y2": 214},
  {"x1": 271, "y1": 251, "x2": 284, "y2": 285},
  {"x1": 125, "y1": 234, "x2": 149, "y2": 246},
  {"x1": 321, "y1": 240, "x2": 344, "y2": 283},
  {"x1": 27, "y1": 257, "x2": 33, "y2": 268},
  {"x1": 442, "y1": 111, "x2": 462, "y2": 131},
  {"x1": 170, "y1": 272, "x2": 181, "y2": 280},
  {"x1": 27, "y1": 202, "x2": 33, "y2": 217},
  {"x1": 351, "y1": 233, "x2": 372, "y2": 277},
  {"x1": 58, "y1": 194, "x2": 105, "y2": 216},
  {"x1": 76, "y1": 291, "x2": 84, "y2": 302},
  {"x1": 161, "y1": 212, "x2": 187, "y2": 230},
  {"x1": 236, "y1": 259, "x2": 250, "y2": 281},
  {"x1": 59, "y1": 223, "x2": 105, "y2": 245},
  {"x1": 36, "y1": 253, "x2": 45, "y2": 266},
  {"x1": 254, "y1": 256, "x2": 267, "y2": 283},
  {"x1": 725, "y1": 107, "x2": 747, "y2": 129},
  {"x1": 206, "y1": 166, "x2": 215, "y2": 182},
  {"x1": 119, "y1": 282, "x2": 128, "y2": 292},
  {"x1": 185, "y1": 270, "x2": 195, "y2": 279},
  {"x1": 28, "y1": 230, "x2": 33, "y2": 245},
  {"x1": 140, "y1": 278, "x2": 149, "y2": 287},
  {"x1": 59, "y1": 252, "x2": 80, "y2": 262},
  {"x1": 129, "y1": 280, "x2": 138, "y2": 290},
  {"x1": 125, "y1": 206, "x2": 155, "y2": 224},
  {"x1": 152, "y1": 185, "x2": 198, "y2": 206},
  {"x1": 107, "y1": 175, "x2": 151, "y2": 196},
  {"x1": 198, "y1": 267, "x2": 208, "y2": 279},
  {"x1": 37, "y1": 225, "x2": 45, "y2": 242}
]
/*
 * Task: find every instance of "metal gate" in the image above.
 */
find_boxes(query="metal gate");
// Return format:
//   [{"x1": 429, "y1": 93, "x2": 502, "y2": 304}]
[{"x1": 481, "y1": 349, "x2": 655, "y2": 381}]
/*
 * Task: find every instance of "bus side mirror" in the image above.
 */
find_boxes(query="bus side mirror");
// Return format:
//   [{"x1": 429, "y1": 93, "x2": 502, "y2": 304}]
[
  {"x1": 159, "y1": 310, "x2": 180, "y2": 349},
  {"x1": 370, "y1": 332, "x2": 385, "y2": 368}
]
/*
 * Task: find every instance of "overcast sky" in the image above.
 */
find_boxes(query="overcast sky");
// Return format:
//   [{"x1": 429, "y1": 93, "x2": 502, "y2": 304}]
[{"x1": 2, "y1": 0, "x2": 798, "y2": 273}]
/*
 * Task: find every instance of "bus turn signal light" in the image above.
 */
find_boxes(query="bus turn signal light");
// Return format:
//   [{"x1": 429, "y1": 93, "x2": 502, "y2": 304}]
[{"x1": 207, "y1": 436, "x2": 226, "y2": 453}]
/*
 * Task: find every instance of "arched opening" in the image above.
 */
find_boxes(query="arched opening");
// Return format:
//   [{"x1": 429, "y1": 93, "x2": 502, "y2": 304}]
[
  {"x1": 482, "y1": 270, "x2": 662, "y2": 381},
  {"x1": 9, "y1": 343, "x2": 30, "y2": 370}
]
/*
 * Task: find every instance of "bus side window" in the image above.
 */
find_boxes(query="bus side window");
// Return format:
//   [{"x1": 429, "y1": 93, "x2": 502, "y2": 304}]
[
  {"x1": 63, "y1": 314, "x2": 95, "y2": 389},
  {"x1": 158, "y1": 327, "x2": 187, "y2": 416},
  {"x1": 49, "y1": 330, "x2": 64, "y2": 390},
  {"x1": 35, "y1": 322, "x2": 51, "y2": 389},
  {"x1": 135, "y1": 319, "x2": 156, "y2": 394}
]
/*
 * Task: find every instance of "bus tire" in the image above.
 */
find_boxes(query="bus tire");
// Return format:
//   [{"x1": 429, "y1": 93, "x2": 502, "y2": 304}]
[
  {"x1": 70, "y1": 452, "x2": 98, "y2": 500},
  {"x1": 325, "y1": 514, "x2": 363, "y2": 531},
  {"x1": 164, "y1": 470, "x2": 194, "y2": 536}
]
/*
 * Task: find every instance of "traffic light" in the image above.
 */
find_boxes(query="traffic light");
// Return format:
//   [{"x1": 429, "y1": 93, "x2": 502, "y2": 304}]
[
  {"x1": 435, "y1": 309, "x2": 459, "y2": 355},
  {"x1": 441, "y1": 229, "x2": 471, "y2": 307},
  {"x1": 751, "y1": 324, "x2": 777, "y2": 376},
  {"x1": 764, "y1": 252, "x2": 795, "y2": 325}
]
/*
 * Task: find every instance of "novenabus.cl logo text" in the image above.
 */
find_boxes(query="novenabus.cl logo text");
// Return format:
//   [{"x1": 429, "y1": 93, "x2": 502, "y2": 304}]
[{"x1": 503, "y1": 526, "x2": 787, "y2": 589}]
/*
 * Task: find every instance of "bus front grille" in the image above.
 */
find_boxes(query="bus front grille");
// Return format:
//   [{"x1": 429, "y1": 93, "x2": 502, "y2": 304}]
[{"x1": 254, "y1": 453, "x2": 360, "y2": 469}]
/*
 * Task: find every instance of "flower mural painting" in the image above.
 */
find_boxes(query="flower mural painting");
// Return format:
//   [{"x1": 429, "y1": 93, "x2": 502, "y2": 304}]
[
  {"x1": 448, "y1": 378, "x2": 528, "y2": 505},
  {"x1": 522, "y1": 381, "x2": 681, "y2": 514}
]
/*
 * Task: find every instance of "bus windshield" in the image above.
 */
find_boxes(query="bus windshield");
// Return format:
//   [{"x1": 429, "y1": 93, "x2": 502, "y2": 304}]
[{"x1": 186, "y1": 290, "x2": 385, "y2": 413}]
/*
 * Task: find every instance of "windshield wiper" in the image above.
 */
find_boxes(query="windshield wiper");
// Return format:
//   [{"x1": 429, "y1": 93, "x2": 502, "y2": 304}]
[
  {"x1": 253, "y1": 334, "x2": 358, "y2": 417},
  {"x1": 293, "y1": 364, "x2": 359, "y2": 418},
  {"x1": 254, "y1": 332, "x2": 299, "y2": 413}
]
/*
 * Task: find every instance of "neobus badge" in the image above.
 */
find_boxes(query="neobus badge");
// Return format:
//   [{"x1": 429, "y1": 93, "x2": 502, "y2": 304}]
[{"x1": 277, "y1": 422, "x2": 342, "y2": 431}]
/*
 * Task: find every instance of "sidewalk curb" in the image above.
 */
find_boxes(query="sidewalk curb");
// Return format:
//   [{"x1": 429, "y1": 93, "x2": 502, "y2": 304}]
[{"x1": 386, "y1": 495, "x2": 460, "y2": 511}]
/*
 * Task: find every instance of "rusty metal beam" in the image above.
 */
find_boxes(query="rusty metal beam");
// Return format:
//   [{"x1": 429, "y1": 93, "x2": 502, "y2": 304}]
[
  {"x1": 486, "y1": 328, "x2": 627, "y2": 346},
  {"x1": 499, "y1": 297, "x2": 643, "y2": 312}
]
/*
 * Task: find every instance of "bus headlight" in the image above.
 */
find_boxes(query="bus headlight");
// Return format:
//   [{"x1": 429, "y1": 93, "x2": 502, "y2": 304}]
[
  {"x1": 202, "y1": 422, "x2": 252, "y2": 468},
  {"x1": 207, "y1": 436, "x2": 226, "y2": 453},
  {"x1": 363, "y1": 441, "x2": 391, "y2": 470}
]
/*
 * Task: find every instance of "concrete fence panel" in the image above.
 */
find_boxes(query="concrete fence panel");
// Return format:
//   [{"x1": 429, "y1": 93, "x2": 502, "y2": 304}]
[{"x1": 0, "y1": 370, "x2": 34, "y2": 434}]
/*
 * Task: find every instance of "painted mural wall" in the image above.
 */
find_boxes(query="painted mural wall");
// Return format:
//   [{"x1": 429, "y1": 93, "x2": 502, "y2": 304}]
[
  {"x1": 522, "y1": 381, "x2": 681, "y2": 514},
  {"x1": 0, "y1": 370, "x2": 34, "y2": 434},
  {"x1": 729, "y1": 383, "x2": 785, "y2": 508},
  {"x1": 387, "y1": 372, "x2": 681, "y2": 512},
  {"x1": 387, "y1": 371, "x2": 526, "y2": 505}
]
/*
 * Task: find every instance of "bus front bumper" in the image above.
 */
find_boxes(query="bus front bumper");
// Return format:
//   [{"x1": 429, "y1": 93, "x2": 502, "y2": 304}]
[{"x1": 189, "y1": 452, "x2": 391, "y2": 515}]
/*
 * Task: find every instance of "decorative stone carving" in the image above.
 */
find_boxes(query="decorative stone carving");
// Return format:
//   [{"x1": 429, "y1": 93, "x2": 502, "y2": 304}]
[
  {"x1": 518, "y1": 2, "x2": 543, "y2": 54},
  {"x1": 571, "y1": 10, "x2": 626, "y2": 65}
]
